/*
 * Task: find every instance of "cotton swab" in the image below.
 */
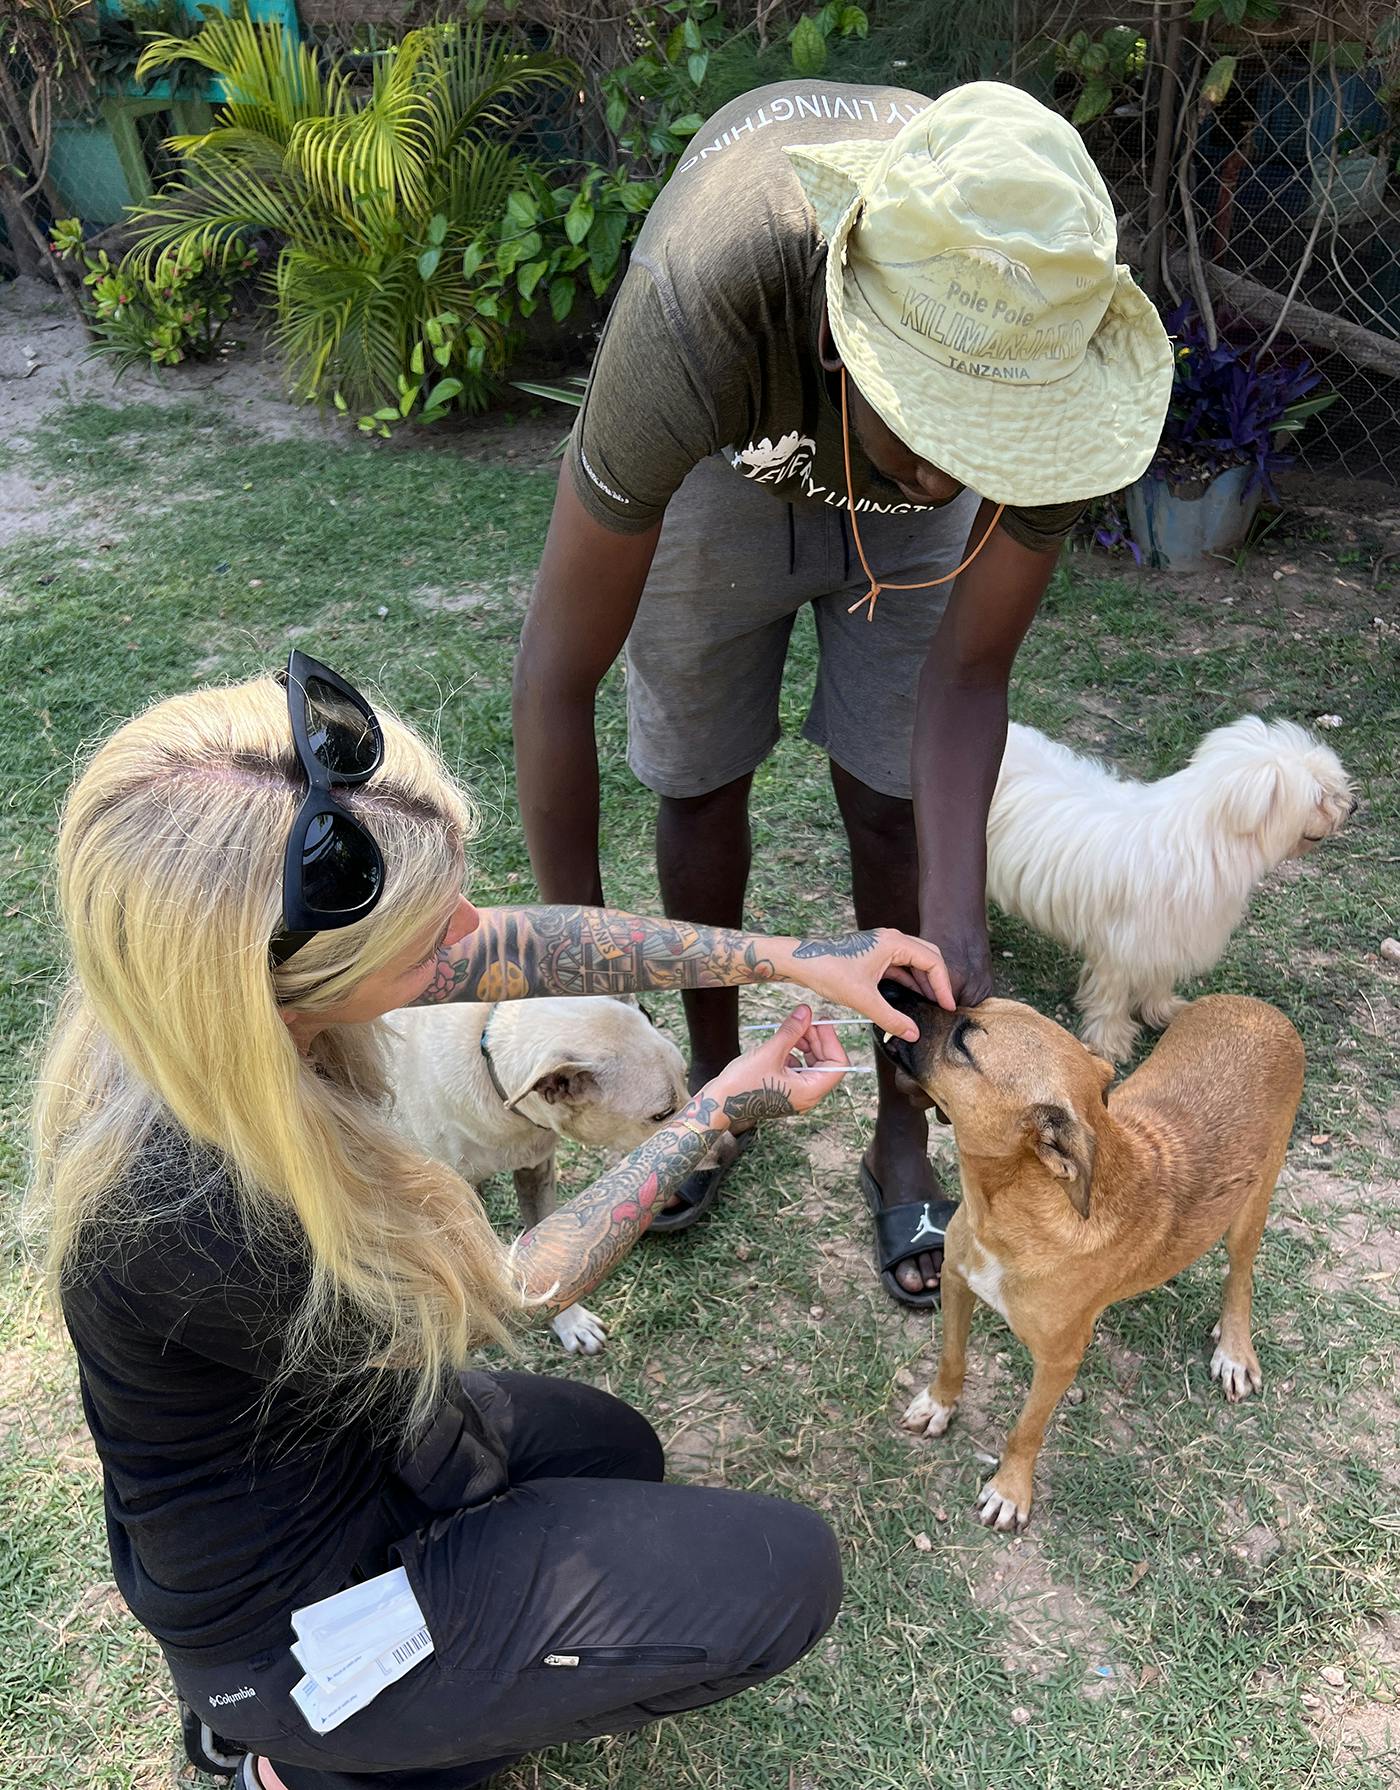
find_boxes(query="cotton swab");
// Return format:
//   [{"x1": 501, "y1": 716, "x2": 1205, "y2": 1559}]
[
  {"x1": 790, "y1": 1064, "x2": 877, "y2": 1074},
  {"x1": 740, "y1": 1019, "x2": 871, "y2": 1031}
]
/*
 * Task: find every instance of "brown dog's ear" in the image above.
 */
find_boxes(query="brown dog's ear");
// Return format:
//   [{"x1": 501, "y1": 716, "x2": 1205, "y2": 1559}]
[
  {"x1": 505, "y1": 1064, "x2": 598, "y2": 1112},
  {"x1": 1027, "y1": 1103, "x2": 1095, "y2": 1217}
]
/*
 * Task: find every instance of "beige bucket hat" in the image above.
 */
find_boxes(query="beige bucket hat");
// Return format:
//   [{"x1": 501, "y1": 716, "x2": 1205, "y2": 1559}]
[{"x1": 786, "y1": 82, "x2": 1172, "y2": 506}]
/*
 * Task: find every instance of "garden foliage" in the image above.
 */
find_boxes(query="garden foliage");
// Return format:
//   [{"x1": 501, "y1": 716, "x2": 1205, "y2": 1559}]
[
  {"x1": 1151, "y1": 300, "x2": 1337, "y2": 497},
  {"x1": 127, "y1": 12, "x2": 581, "y2": 426},
  {"x1": 50, "y1": 214, "x2": 250, "y2": 369}
]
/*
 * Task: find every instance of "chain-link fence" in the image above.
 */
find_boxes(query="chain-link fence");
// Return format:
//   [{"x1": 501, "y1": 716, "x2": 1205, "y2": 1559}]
[{"x1": 1068, "y1": 6, "x2": 1400, "y2": 484}]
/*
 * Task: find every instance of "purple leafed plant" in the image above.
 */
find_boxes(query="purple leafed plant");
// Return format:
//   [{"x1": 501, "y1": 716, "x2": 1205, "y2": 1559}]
[
  {"x1": 1092, "y1": 502, "x2": 1143, "y2": 564},
  {"x1": 1149, "y1": 300, "x2": 1337, "y2": 500}
]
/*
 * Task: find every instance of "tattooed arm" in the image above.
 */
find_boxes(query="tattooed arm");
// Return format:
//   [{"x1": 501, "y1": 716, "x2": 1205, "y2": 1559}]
[
  {"x1": 512, "y1": 1008, "x2": 837, "y2": 1309},
  {"x1": 411, "y1": 905, "x2": 954, "y2": 1038}
]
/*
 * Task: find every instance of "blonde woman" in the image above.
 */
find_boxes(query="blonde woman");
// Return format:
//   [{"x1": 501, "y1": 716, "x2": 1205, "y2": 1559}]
[{"x1": 30, "y1": 654, "x2": 951, "y2": 1790}]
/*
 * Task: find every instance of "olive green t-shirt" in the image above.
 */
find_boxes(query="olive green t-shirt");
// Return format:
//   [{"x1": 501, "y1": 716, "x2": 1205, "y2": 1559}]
[{"x1": 567, "y1": 80, "x2": 1086, "y2": 553}]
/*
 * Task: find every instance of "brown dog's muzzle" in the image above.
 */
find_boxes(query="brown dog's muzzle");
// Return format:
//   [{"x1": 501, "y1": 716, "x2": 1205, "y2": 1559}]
[{"x1": 875, "y1": 979, "x2": 953, "y2": 1122}]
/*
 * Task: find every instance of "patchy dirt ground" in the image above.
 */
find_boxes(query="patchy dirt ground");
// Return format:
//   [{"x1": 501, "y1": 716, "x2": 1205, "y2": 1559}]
[{"x1": 0, "y1": 275, "x2": 566, "y2": 553}]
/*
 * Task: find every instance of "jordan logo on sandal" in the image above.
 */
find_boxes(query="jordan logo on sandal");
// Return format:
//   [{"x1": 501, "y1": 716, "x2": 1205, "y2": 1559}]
[{"x1": 909, "y1": 1204, "x2": 942, "y2": 1246}]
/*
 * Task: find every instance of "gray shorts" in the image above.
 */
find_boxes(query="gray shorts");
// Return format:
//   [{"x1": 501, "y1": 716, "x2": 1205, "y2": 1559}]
[{"x1": 625, "y1": 455, "x2": 981, "y2": 801}]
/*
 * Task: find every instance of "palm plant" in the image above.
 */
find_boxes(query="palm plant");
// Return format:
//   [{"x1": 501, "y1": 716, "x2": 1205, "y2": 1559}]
[{"x1": 130, "y1": 12, "x2": 572, "y2": 418}]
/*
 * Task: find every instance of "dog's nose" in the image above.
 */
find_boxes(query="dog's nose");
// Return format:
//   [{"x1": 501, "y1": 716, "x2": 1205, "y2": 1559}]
[{"x1": 874, "y1": 977, "x2": 941, "y2": 1074}]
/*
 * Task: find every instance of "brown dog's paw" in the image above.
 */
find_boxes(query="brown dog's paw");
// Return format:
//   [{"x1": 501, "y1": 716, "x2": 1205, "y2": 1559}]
[
  {"x1": 902, "y1": 1388, "x2": 956, "y2": 1437},
  {"x1": 975, "y1": 1475, "x2": 1032, "y2": 1532},
  {"x1": 1209, "y1": 1326, "x2": 1263, "y2": 1401}
]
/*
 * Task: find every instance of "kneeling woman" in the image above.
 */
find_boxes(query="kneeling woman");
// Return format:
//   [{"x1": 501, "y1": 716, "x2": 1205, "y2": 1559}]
[{"x1": 29, "y1": 656, "x2": 949, "y2": 1790}]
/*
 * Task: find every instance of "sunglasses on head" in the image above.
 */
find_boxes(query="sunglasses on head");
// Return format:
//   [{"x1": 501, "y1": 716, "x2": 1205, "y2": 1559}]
[{"x1": 269, "y1": 651, "x2": 386, "y2": 968}]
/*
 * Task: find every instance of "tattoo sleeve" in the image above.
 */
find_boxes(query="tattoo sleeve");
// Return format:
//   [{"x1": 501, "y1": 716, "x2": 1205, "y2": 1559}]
[
  {"x1": 411, "y1": 905, "x2": 779, "y2": 1006},
  {"x1": 511, "y1": 1094, "x2": 724, "y2": 1308}
]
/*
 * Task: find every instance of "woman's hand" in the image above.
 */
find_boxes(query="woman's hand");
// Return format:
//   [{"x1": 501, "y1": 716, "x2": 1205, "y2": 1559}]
[
  {"x1": 512, "y1": 1007, "x2": 844, "y2": 1311},
  {"x1": 771, "y1": 927, "x2": 953, "y2": 1043},
  {"x1": 702, "y1": 1004, "x2": 850, "y2": 1124}
]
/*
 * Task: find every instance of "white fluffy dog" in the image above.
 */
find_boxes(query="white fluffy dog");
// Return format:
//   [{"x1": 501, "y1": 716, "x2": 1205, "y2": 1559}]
[
  {"x1": 987, "y1": 716, "x2": 1354, "y2": 1061},
  {"x1": 384, "y1": 998, "x2": 688, "y2": 1353}
]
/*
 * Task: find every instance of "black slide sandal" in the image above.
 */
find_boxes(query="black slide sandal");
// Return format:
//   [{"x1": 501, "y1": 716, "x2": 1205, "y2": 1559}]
[
  {"x1": 648, "y1": 1130, "x2": 756, "y2": 1235},
  {"x1": 861, "y1": 1162, "x2": 957, "y2": 1311}
]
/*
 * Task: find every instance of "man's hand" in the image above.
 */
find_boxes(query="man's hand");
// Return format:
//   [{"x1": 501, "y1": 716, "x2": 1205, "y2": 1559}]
[{"x1": 933, "y1": 923, "x2": 995, "y2": 1008}]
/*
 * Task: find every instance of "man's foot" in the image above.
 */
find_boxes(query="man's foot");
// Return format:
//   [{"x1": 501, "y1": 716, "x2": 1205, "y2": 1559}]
[
  {"x1": 865, "y1": 1103, "x2": 947, "y2": 1298},
  {"x1": 862, "y1": 1161, "x2": 957, "y2": 1311}
]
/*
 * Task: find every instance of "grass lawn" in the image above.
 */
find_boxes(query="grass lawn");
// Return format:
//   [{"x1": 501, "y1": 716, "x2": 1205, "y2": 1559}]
[{"x1": 1, "y1": 386, "x2": 1397, "y2": 1790}]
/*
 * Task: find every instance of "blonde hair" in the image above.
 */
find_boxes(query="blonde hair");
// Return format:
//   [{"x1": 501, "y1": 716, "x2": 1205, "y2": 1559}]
[{"x1": 28, "y1": 673, "x2": 519, "y2": 1437}]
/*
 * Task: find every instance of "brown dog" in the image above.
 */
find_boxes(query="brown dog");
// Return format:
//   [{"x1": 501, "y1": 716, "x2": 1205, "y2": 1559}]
[{"x1": 881, "y1": 990, "x2": 1304, "y2": 1531}]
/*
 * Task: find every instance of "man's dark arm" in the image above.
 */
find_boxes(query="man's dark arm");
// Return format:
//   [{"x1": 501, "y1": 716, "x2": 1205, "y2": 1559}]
[
  {"x1": 512, "y1": 466, "x2": 663, "y2": 905},
  {"x1": 912, "y1": 499, "x2": 1061, "y2": 1005}
]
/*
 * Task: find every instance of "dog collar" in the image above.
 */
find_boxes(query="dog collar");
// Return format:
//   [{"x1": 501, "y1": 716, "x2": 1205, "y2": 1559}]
[{"x1": 479, "y1": 1014, "x2": 547, "y2": 1126}]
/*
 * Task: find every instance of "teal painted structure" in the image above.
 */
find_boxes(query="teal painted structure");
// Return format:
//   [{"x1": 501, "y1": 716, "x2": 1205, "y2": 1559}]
[{"x1": 50, "y1": 0, "x2": 301, "y2": 228}]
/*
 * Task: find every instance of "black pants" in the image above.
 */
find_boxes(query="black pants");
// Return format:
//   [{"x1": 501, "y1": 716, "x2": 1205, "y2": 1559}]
[{"x1": 169, "y1": 1373, "x2": 842, "y2": 1788}]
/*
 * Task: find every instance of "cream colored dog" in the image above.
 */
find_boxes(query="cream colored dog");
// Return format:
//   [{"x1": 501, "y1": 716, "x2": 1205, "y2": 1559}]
[
  {"x1": 384, "y1": 998, "x2": 688, "y2": 1354},
  {"x1": 987, "y1": 716, "x2": 1353, "y2": 1061},
  {"x1": 880, "y1": 987, "x2": 1303, "y2": 1531}
]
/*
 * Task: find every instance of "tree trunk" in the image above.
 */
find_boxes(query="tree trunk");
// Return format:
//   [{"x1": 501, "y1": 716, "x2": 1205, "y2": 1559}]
[
  {"x1": 1200, "y1": 260, "x2": 1400, "y2": 381},
  {"x1": 1123, "y1": 227, "x2": 1400, "y2": 380},
  {"x1": 0, "y1": 180, "x2": 47, "y2": 278}
]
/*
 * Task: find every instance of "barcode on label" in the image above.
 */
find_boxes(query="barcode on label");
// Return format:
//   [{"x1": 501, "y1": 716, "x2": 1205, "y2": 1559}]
[{"x1": 392, "y1": 1626, "x2": 432, "y2": 1668}]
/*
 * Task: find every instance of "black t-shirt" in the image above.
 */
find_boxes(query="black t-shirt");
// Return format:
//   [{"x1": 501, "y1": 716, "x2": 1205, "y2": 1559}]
[{"x1": 60, "y1": 1132, "x2": 395, "y2": 1665}]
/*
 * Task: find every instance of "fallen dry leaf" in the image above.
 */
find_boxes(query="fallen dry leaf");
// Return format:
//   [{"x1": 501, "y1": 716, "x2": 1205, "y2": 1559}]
[
  {"x1": 913, "y1": 1532, "x2": 933, "y2": 1552},
  {"x1": 1127, "y1": 1559, "x2": 1151, "y2": 1590}
]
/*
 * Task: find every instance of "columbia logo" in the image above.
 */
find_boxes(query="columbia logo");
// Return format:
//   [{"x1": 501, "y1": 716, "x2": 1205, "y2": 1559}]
[{"x1": 209, "y1": 1686, "x2": 255, "y2": 1708}]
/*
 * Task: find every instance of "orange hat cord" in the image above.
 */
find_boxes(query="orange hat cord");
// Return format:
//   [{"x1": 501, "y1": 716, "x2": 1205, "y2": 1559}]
[{"x1": 840, "y1": 366, "x2": 1005, "y2": 621}]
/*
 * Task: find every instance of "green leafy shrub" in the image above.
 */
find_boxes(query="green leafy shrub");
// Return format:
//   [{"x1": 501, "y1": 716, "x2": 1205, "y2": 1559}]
[
  {"x1": 84, "y1": 0, "x2": 200, "y2": 92},
  {"x1": 49, "y1": 215, "x2": 249, "y2": 369},
  {"x1": 788, "y1": 3, "x2": 869, "y2": 79},
  {"x1": 1054, "y1": 26, "x2": 1146, "y2": 126},
  {"x1": 597, "y1": 0, "x2": 721, "y2": 175},
  {"x1": 128, "y1": 11, "x2": 574, "y2": 425}
]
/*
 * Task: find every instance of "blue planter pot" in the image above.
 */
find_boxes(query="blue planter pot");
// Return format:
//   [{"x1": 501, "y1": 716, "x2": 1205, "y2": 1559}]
[{"x1": 1125, "y1": 466, "x2": 1261, "y2": 570}]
